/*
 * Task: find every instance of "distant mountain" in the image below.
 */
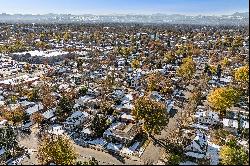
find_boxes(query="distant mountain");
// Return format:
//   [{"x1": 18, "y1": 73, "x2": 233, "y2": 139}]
[
  {"x1": 232, "y1": 12, "x2": 249, "y2": 17},
  {"x1": 0, "y1": 12, "x2": 248, "y2": 25}
]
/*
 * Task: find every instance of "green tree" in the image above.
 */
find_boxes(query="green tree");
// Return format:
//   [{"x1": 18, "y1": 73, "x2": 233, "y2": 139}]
[
  {"x1": 27, "y1": 88, "x2": 40, "y2": 102},
  {"x1": 0, "y1": 124, "x2": 19, "y2": 157},
  {"x1": 168, "y1": 154, "x2": 182, "y2": 165},
  {"x1": 57, "y1": 96, "x2": 73, "y2": 114},
  {"x1": 77, "y1": 59, "x2": 84, "y2": 69},
  {"x1": 37, "y1": 135, "x2": 77, "y2": 165},
  {"x1": 132, "y1": 96, "x2": 168, "y2": 136},
  {"x1": 78, "y1": 86, "x2": 88, "y2": 96},
  {"x1": 56, "y1": 96, "x2": 74, "y2": 121},
  {"x1": 90, "y1": 114, "x2": 108, "y2": 138}
]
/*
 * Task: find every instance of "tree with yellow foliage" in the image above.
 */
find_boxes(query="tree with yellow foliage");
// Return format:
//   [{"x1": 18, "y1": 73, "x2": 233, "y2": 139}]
[
  {"x1": 177, "y1": 57, "x2": 196, "y2": 81},
  {"x1": 234, "y1": 65, "x2": 249, "y2": 89},
  {"x1": 120, "y1": 46, "x2": 132, "y2": 57},
  {"x1": 37, "y1": 134, "x2": 77, "y2": 165},
  {"x1": 220, "y1": 57, "x2": 230, "y2": 68},
  {"x1": 208, "y1": 87, "x2": 240, "y2": 116},
  {"x1": 164, "y1": 51, "x2": 176, "y2": 63},
  {"x1": 63, "y1": 32, "x2": 71, "y2": 42},
  {"x1": 131, "y1": 59, "x2": 140, "y2": 69},
  {"x1": 132, "y1": 96, "x2": 168, "y2": 136},
  {"x1": 219, "y1": 140, "x2": 248, "y2": 165},
  {"x1": 24, "y1": 63, "x2": 31, "y2": 72},
  {"x1": 1, "y1": 106, "x2": 26, "y2": 125},
  {"x1": 146, "y1": 73, "x2": 158, "y2": 92}
]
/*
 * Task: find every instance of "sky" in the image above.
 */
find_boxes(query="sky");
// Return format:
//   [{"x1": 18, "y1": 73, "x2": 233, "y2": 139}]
[{"x1": 0, "y1": 0, "x2": 248, "y2": 15}]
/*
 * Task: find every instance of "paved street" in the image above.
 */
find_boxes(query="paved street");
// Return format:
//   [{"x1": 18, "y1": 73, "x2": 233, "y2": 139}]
[
  {"x1": 17, "y1": 125, "x2": 143, "y2": 165},
  {"x1": 75, "y1": 145, "x2": 143, "y2": 165},
  {"x1": 140, "y1": 101, "x2": 189, "y2": 164},
  {"x1": 140, "y1": 114, "x2": 180, "y2": 164}
]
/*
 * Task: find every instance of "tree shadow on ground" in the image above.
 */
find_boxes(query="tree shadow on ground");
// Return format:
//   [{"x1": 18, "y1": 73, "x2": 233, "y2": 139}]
[
  {"x1": 150, "y1": 136, "x2": 183, "y2": 155},
  {"x1": 107, "y1": 151, "x2": 126, "y2": 164},
  {"x1": 169, "y1": 108, "x2": 178, "y2": 118}
]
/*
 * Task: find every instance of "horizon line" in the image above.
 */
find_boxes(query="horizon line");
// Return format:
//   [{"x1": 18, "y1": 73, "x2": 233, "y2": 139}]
[{"x1": 1, "y1": 11, "x2": 249, "y2": 17}]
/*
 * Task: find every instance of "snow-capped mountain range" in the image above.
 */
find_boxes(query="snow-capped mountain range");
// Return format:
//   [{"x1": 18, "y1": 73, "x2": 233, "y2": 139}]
[{"x1": 0, "y1": 12, "x2": 248, "y2": 25}]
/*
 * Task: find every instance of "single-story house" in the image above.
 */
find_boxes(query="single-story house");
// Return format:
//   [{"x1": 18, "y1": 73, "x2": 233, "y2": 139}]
[
  {"x1": 194, "y1": 111, "x2": 219, "y2": 126},
  {"x1": 64, "y1": 111, "x2": 89, "y2": 130},
  {"x1": 103, "y1": 123, "x2": 141, "y2": 146},
  {"x1": 222, "y1": 118, "x2": 239, "y2": 133},
  {"x1": 185, "y1": 130, "x2": 208, "y2": 159}
]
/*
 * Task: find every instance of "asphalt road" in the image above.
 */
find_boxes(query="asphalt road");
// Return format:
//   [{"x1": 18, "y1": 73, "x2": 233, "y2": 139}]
[{"x1": 17, "y1": 125, "x2": 143, "y2": 165}]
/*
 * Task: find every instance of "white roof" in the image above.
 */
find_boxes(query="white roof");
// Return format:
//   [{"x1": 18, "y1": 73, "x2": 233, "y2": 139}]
[
  {"x1": 220, "y1": 76, "x2": 232, "y2": 83},
  {"x1": 186, "y1": 130, "x2": 208, "y2": 153},
  {"x1": 223, "y1": 118, "x2": 238, "y2": 128},
  {"x1": 114, "y1": 89, "x2": 124, "y2": 98},
  {"x1": 26, "y1": 103, "x2": 43, "y2": 115},
  {"x1": 121, "y1": 147, "x2": 133, "y2": 155},
  {"x1": 121, "y1": 94, "x2": 133, "y2": 102},
  {"x1": 20, "y1": 100, "x2": 35, "y2": 107},
  {"x1": 22, "y1": 121, "x2": 33, "y2": 129},
  {"x1": 103, "y1": 122, "x2": 121, "y2": 136},
  {"x1": 13, "y1": 50, "x2": 68, "y2": 57},
  {"x1": 194, "y1": 111, "x2": 206, "y2": 118},
  {"x1": 121, "y1": 113, "x2": 134, "y2": 120},
  {"x1": 121, "y1": 141, "x2": 140, "y2": 155},
  {"x1": 0, "y1": 119, "x2": 7, "y2": 125},
  {"x1": 58, "y1": 84, "x2": 69, "y2": 90},
  {"x1": 207, "y1": 141, "x2": 220, "y2": 165},
  {"x1": 194, "y1": 111, "x2": 219, "y2": 121},
  {"x1": 75, "y1": 95, "x2": 94, "y2": 105},
  {"x1": 68, "y1": 111, "x2": 89, "y2": 119},
  {"x1": 0, "y1": 101, "x2": 4, "y2": 106},
  {"x1": 190, "y1": 123, "x2": 209, "y2": 130},
  {"x1": 238, "y1": 140, "x2": 249, "y2": 147},
  {"x1": 0, "y1": 74, "x2": 39, "y2": 85},
  {"x1": 82, "y1": 128, "x2": 92, "y2": 134},
  {"x1": 116, "y1": 102, "x2": 134, "y2": 110},
  {"x1": 106, "y1": 143, "x2": 123, "y2": 152},
  {"x1": 0, "y1": 148, "x2": 5, "y2": 156},
  {"x1": 48, "y1": 125, "x2": 64, "y2": 135},
  {"x1": 42, "y1": 109, "x2": 55, "y2": 119},
  {"x1": 65, "y1": 111, "x2": 89, "y2": 125}
]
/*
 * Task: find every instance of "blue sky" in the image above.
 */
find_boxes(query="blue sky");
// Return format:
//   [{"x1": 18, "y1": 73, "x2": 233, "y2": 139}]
[{"x1": 0, "y1": 0, "x2": 248, "y2": 15}]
